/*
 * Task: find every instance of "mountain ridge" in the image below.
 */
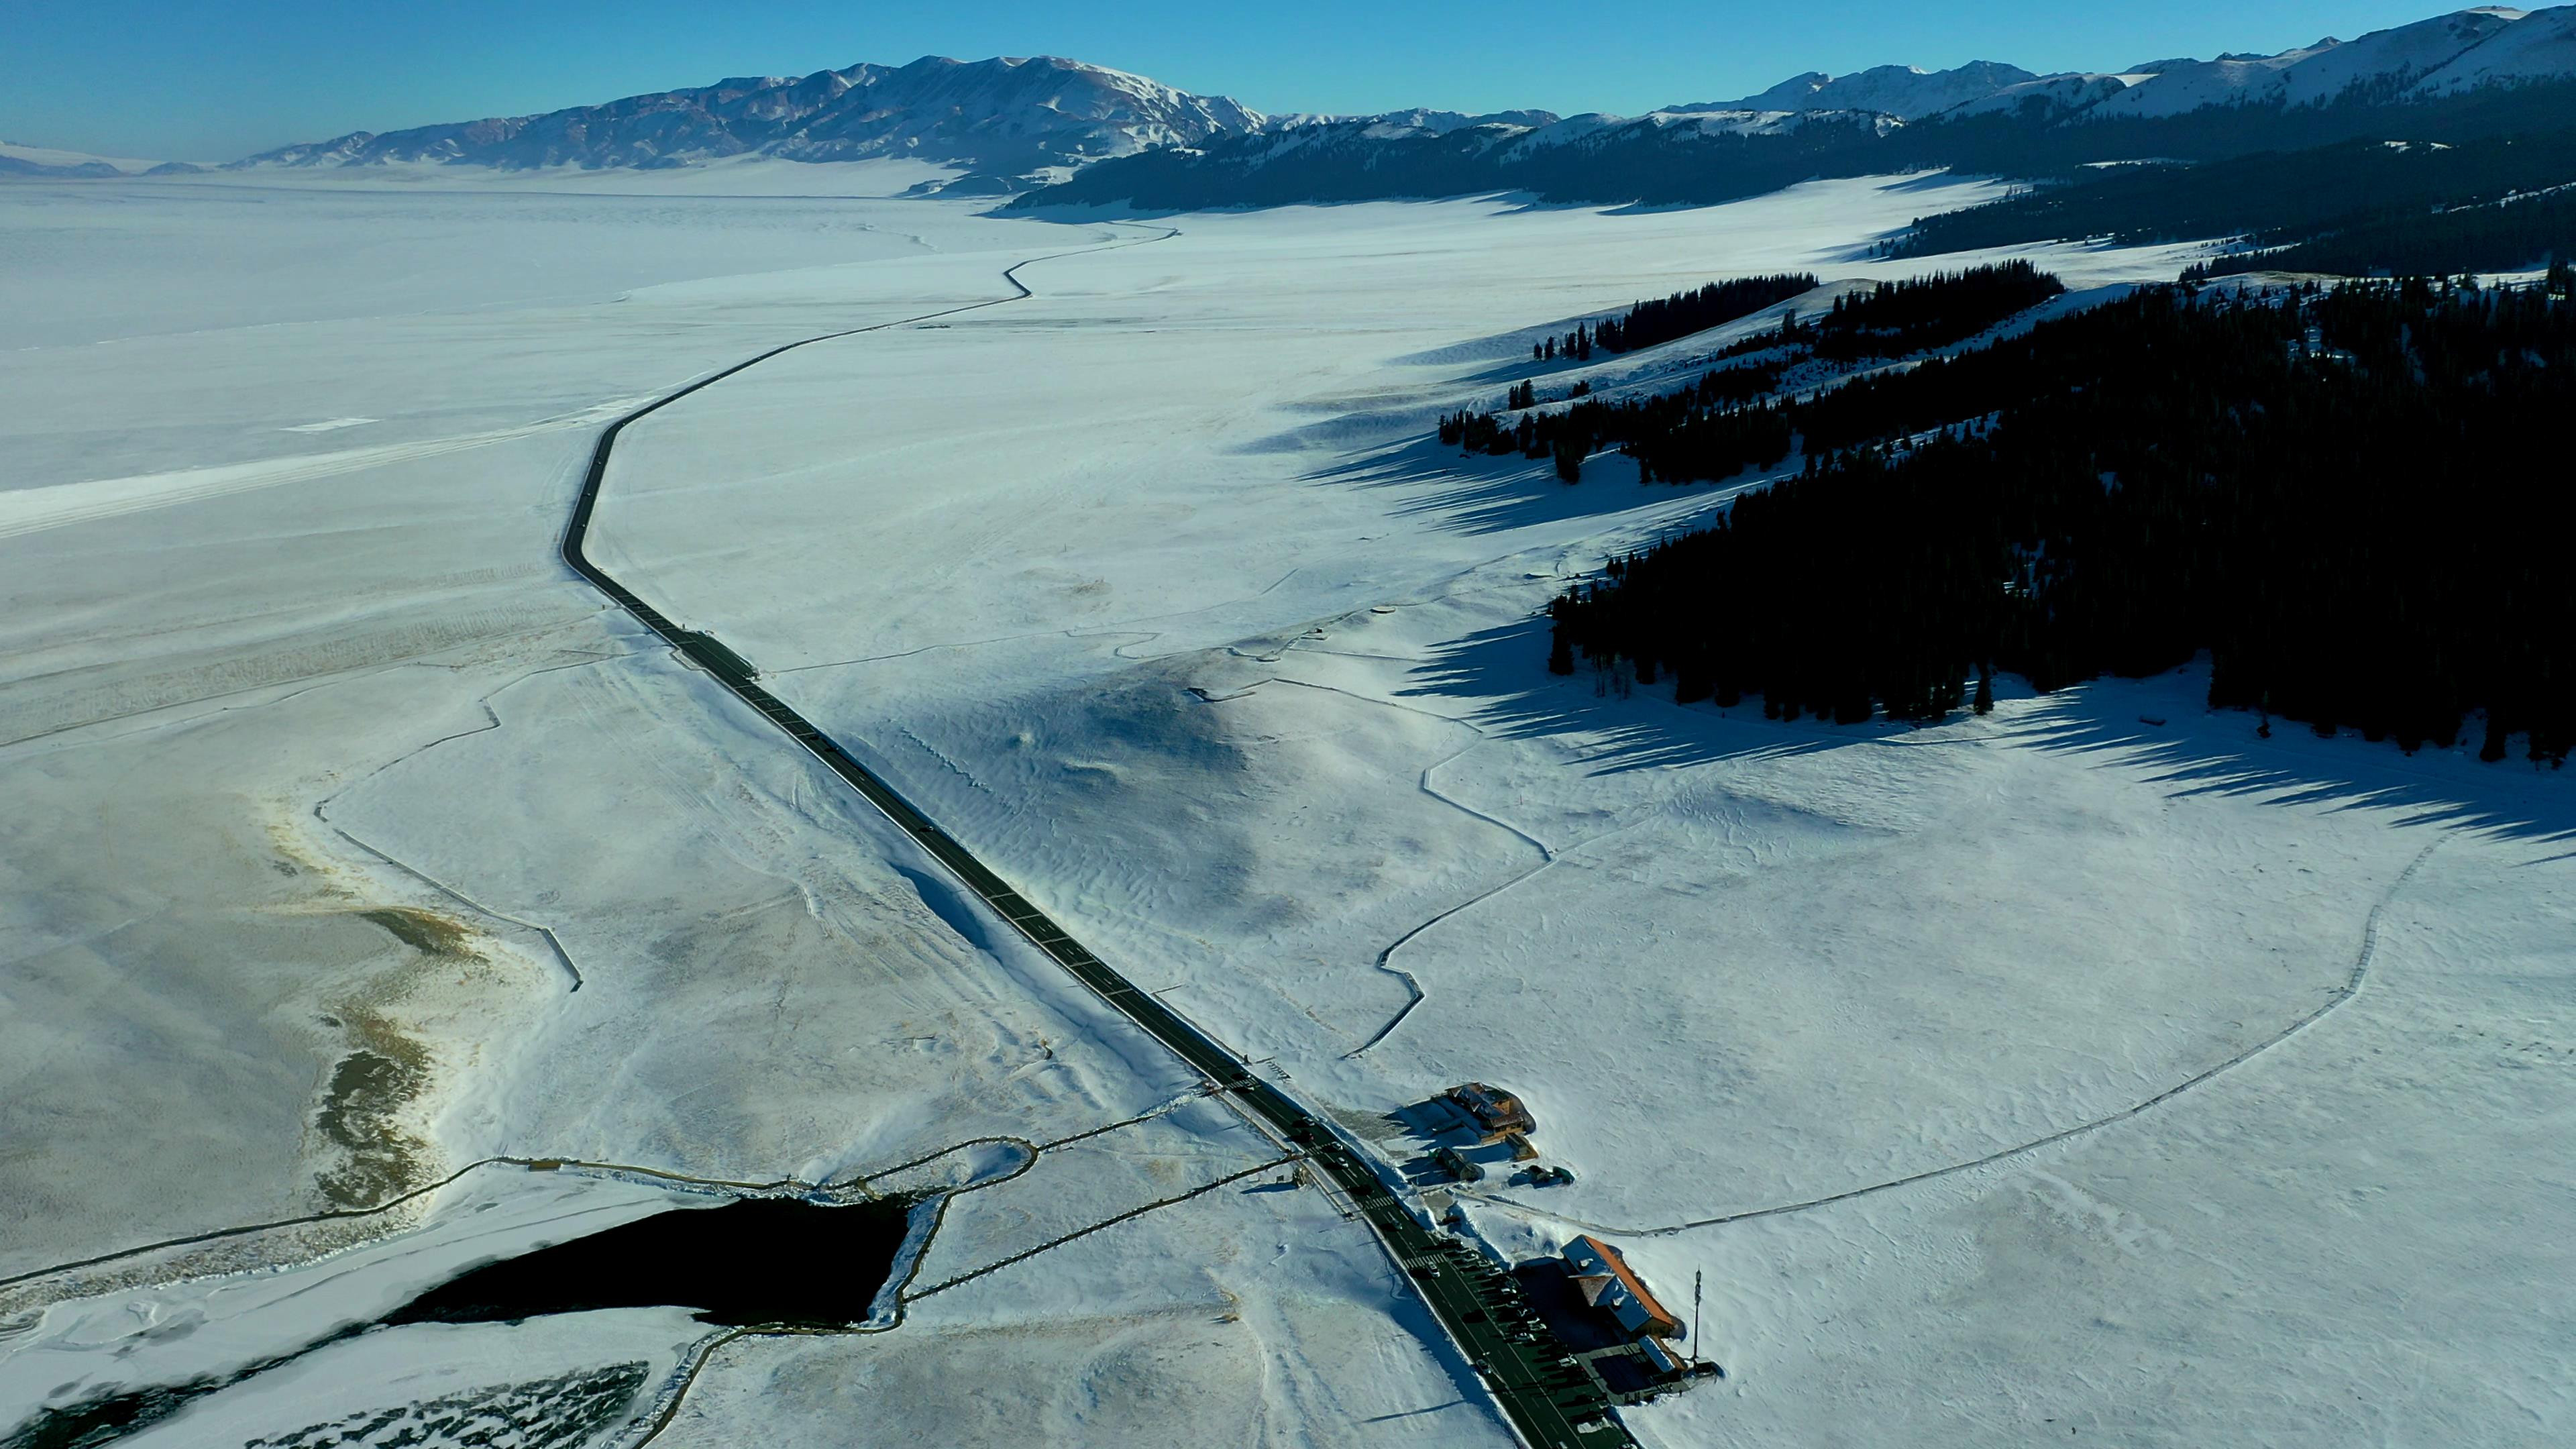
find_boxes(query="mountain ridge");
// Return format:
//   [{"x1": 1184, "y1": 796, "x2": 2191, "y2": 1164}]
[
  {"x1": 19, "y1": 4, "x2": 2576, "y2": 191},
  {"x1": 231, "y1": 54, "x2": 1263, "y2": 178}
]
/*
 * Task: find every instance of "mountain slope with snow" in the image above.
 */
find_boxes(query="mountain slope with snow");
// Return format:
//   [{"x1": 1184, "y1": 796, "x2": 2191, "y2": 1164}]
[
  {"x1": 1686, "y1": 62, "x2": 2041, "y2": 119},
  {"x1": 2415, "y1": 4, "x2": 2576, "y2": 91},
  {"x1": 2088, "y1": 7, "x2": 2525, "y2": 117},
  {"x1": 1024, "y1": 5, "x2": 2576, "y2": 212},
  {"x1": 235, "y1": 55, "x2": 1262, "y2": 176},
  {"x1": 0, "y1": 140, "x2": 165, "y2": 178}
]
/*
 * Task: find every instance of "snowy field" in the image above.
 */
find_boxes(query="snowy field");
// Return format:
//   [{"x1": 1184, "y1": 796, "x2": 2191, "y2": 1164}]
[{"x1": 3, "y1": 162, "x2": 2569, "y2": 1446}]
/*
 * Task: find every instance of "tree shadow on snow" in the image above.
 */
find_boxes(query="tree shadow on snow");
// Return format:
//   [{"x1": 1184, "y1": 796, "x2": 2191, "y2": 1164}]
[
  {"x1": 2001, "y1": 676, "x2": 2576, "y2": 859},
  {"x1": 1303, "y1": 434, "x2": 1735, "y2": 539},
  {"x1": 1397, "y1": 616, "x2": 1841, "y2": 775},
  {"x1": 1403, "y1": 627, "x2": 2576, "y2": 858}
]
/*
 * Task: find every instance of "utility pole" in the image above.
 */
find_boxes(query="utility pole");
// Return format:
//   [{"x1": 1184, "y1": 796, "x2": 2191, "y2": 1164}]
[{"x1": 1692, "y1": 1271, "x2": 1703, "y2": 1369}]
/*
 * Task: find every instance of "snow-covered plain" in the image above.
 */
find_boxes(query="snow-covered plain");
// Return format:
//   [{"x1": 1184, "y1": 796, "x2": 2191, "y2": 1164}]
[{"x1": 3, "y1": 164, "x2": 2569, "y2": 1447}]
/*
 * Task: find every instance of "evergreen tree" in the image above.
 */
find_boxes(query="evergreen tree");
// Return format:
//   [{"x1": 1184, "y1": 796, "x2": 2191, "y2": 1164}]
[
  {"x1": 1539, "y1": 277, "x2": 2576, "y2": 755},
  {"x1": 1553, "y1": 435, "x2": 1584, "y2": 484}
]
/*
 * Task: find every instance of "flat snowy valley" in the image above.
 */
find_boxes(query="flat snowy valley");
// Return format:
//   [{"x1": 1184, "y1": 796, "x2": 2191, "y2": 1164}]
[{"x1": 3, "y1": 162, "x2": 2569, "y2": 1448}]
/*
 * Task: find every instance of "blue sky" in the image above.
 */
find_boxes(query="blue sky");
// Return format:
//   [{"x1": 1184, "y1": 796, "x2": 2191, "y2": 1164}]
[{"x1": 5, "y1": 0, "x2": 2463, "y2": 161}]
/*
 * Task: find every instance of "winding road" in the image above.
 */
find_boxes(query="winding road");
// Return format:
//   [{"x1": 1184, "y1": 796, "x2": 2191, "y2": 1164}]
[{"x1": 558, "y1": 225, "x2": 1638, "y2": 1449}]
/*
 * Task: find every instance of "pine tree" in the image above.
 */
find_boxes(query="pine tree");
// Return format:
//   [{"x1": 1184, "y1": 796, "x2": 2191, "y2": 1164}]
[
  {"x1": 1553, "y1": 435, "x2": 1583, "y2": 484},
  {"x1": 1973, "y1": 663, "x2": 1994, "y2": 715},
  {"x1": 1548, "y1": 625, "x2": 1576, "y2": 676}
]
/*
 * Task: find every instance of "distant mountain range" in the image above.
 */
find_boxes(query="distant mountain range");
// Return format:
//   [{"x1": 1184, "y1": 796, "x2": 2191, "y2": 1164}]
[
  {"x1": 229, "y1": 55, "x2": 1259, "y2": 183},
  {"x1": 7, "y1": 4, "x2": 2574, "y2": 201},
  {"x1": 1667, "y1": 6, "x2": 2555, "y2": 121},
  {"x1": 1022, "y1": 5, "x2": 2576, "y2": 210}
]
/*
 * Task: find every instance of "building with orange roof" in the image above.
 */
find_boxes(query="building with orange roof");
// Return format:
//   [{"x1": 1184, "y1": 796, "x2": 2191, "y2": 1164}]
[{"x1": 1562, "y1": 1235, "x2": 1682, "y2": 1342}]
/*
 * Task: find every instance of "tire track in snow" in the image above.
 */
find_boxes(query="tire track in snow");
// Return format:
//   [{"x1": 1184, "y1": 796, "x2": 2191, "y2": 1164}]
[{"x1": 1460, "y1": 837, "x2": 2446, "y2": 1237}]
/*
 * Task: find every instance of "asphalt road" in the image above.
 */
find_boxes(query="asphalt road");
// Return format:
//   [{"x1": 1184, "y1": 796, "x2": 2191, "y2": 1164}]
[{"x1": 555, "y1": 241, "x2": 1640, "y2": 1449}]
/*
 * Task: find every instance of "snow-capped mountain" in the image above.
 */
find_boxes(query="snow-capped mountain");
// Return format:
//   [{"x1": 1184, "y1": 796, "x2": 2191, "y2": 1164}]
[
  {"x1": 195, "y1": 1, "x2": 2576, "y2": 195},
  {"x1": 235, "y1": 55, "x2": 1262, "y2": 174},
  {"x1": 1021, "y1": 4, "x2": 2576, "y2": 213},
  {"x1": 1681, "y1": 62, "x2": 2041, "y2": 119},
  {"x1": 2414, "y1": 4, "x2": 2576, "y2": 91},
  {"x1": 1686, "y1": 7, "x2": 2569, "y2": 125},
  {"x1": 2087, "y1": 7, "x2": 2526, "y2": 117},
  {"x1": 0, "y1": 140, "x2": 162, "y2": 178},
  {"x1": 1264, "y1": 109, "x2": 1562, "y2": 137},
  {"x1": 1941, "y1": 73, "x2": 2151, "y2": 119}
]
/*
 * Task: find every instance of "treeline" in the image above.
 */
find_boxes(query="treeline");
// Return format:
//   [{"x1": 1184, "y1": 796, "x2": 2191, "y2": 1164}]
[
  {"x1": 1810, "y1": 260, "x2": 2065, "y2": 358},
  {"x1": 1890, "y1": 128, "x2": 2576, "y2": 281},
  {"x1": 1548, "y1": 277, "x2": 2576, "y2": 760},
  {"x1": 1438, "y1": 362, "x2": 1790, "y2": 483},
  {"x1": 1014, "y1": 77, "x2": 2576, "y2": 214},
  {"x1": 1888, "y1": 129, "x2": 2576, "y2": 259},
  {"x1": 1538, "y1": 273, "x2": 1817, "y2": 360},
  {"x1": 2190, "y1": 189, "x2": 2576, "y2": 280},
  {"x1": 1440, "y1": 264, "x2": 2067, "y2": 484}
]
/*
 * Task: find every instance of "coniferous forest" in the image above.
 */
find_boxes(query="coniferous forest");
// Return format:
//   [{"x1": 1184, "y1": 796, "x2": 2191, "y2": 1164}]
[
  {"x1": 2186, "y1": 188, "x2": 2576, "y2": 282},
  {"x1": 1886, "y1": 129, "x2": 2576, "y2": 267},
  {"x1": 1544, "y1": 269, "x2": 2576, "y2": 760},
  {"x1": 1535, "y1": 273, "x2": 1816, "y2": 360},
  {"x1": 1441, "y1": 263, "x2": 2065, "y2": 484}
]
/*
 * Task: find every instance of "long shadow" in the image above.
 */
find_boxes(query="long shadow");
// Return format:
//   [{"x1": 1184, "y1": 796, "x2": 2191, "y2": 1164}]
[
  {"x1": 2001, "y1": 679, "x2": 2576, "y2": 855},
  {"x1": 1407, "y1": 624, "x2": 2576, "y2": 852},
  {"x1": 1398, "y1": 616, "x2": 1843, "y2": 775},
  {"x1": 1304, "y1": 433, "x2": 1750, "y2": 540}
]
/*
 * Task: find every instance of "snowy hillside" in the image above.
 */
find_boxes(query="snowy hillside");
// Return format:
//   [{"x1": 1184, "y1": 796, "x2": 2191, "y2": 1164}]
[
  {"x1": 1939, "y1": 72, "x2": 2147, "y2": 119},
  {"x1": 1683, "y1": 61, "x2": 2041, "y2": 119},
  {"x1": 0, "y1": 140, "x2": 166, "y2": 177},
  {"x1": 1654, "y1": 7, "x2": 2570, "y2": 127},
  {"x1": 2088, "y1": 7, "x2": 2524, "y2": 117},
  {"x1": 234, "y1": 55, "x2": 1263, "y2": 176},
  {"x1": 2416, "y1": 3, "x2": 2576, "y2": 91},
  {"x1": 1023, "y1": 5, "x2": 2576, "y2": 211}
]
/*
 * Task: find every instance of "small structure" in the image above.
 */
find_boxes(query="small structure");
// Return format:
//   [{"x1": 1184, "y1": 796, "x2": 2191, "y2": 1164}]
[
  {"x1": 1432, "y1": 1146, "x2": 1484, "y2": 1183},
  {"x1": 1562, "y1": 1236, "x2": 1682, "y2": 1342},
  {"x1": 1446, "y1": 1082, "x2": 1536, "y2": 1143}
]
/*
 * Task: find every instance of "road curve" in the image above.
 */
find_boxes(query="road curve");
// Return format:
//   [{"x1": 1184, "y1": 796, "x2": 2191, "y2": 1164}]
[{"x1": 557, "y1": 227, "x2": 1638, "y2": 1449}]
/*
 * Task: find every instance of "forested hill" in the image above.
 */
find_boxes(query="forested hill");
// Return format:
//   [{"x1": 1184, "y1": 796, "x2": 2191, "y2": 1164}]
[
  {"x1": 1889, "y1": 125, "x2": 2576, "y2": 266},
  {"x1": 1442, "y1": 262, "x2": 2069, "y2": 485},
  {"x1": 1546, "y1": 270, "x2": 2576, "y2": 761},
  {"x1": 1010, "y1": 78, "x2": 2576, "y2": 214}
]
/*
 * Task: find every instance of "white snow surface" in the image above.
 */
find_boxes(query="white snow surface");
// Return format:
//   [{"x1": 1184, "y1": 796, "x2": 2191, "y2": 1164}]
[
  {"x1": 4, "y1": 167, "x2": 2571, "y2": 1448},
  {"x1": 1693, "y1": 62, "x2": 2043, "y2": 119},
  {"x1": 2416, "y1": 2, "x2": 2576, "y2": 91},
  {"x1": 2092, "y1": 7, "x2": 2526, "y2": 117}
]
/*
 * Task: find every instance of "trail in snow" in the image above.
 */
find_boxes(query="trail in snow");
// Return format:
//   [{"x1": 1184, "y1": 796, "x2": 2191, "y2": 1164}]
[
  {"x1": 0, "y1": 397, "x2": 655, "y2": 542},
  {"x1": 309, "y1": 652, "x2": 631, "y2": 993},
  {"x1": 1460, "y1": 837, "x2": 2447, "y2": 1237}
]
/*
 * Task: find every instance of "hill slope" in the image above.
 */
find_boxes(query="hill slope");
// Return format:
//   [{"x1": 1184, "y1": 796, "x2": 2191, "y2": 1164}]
[{"x1": 234, "y1": 55, "x2": 1263, "y2": 176}]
